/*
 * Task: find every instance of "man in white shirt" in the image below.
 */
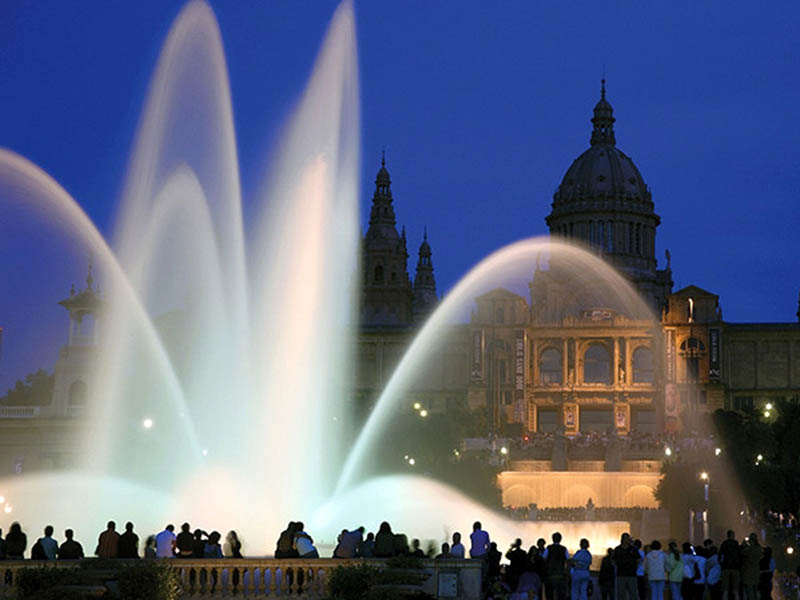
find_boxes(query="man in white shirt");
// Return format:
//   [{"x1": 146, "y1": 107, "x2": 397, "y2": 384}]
[
  {"x1": 450, "y1": 532, "x2": 466, "y2": 559},
  {"x1": 155, "y1": 524, "x2": 176, "y2": 558},
  {"x1": 469, "y1": 521, "x2": 490, "y2": 559}
]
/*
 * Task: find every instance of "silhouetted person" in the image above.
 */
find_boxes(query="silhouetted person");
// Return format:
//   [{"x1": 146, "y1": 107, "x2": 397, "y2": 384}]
[
  {"x1": 374, "y1": 522, "x2": 394, "y2": 557},
  {"x1": 6, "y1": 523, "x2": 26, "y2": 559},
  {"x1": 393, "y1": 532, "x2": 409, "y2": 556},
  {"x1": 58, "y1": 529, "x2": 84, "y2": 560},
  {"x1": 204, "y1": 531, "x2": 223, "y2": 558},
  {"x1": 600, "y1": 547, "x2": 616, "y2": 600},
  {"x1": 435, "y1": 542, "x2": 452, "y2": 559},
  {"x1": 410, "y1": 538, "x2": 425, "y2": 557},
  {"x1": 544, "y1": 532, "x2": 570, "y2": 600},
  {"x1": 192, "y1": 529, "x2": 207, "y2": 558},
  {"x1": 757, "y1": 546, "x2": 774, "y2": 600},
  {"x1": 118, "y1": 522, "x2": 139, "y2": 559},
  {"x1": 334, "y1": 527, "x2": 363, "y2": 558},
  {"x1": 470, "y1": 521, "x2": 490, "y2": 559},
  {"x1": 96, "y1": 521, "x2": 119, "y2": 558},
  {"x1": 451, "y1": 532, "x2": 465, "y2": 559},
  {"x1": 176, "y1": 523, "x2": 194, "y2": 558},
  {"x1": 742, "y1": 534, "x2": 762, "y2": 600},
  {"x1": 275, "y1": 522, "x2": 298, "y2": 558},
  {"x1": 30, "y1": 539, "x2": 46, "y2": 560},
  {"x1": 226, "y1": 531, "x2": 242, "y2": 558},
  {"x1": 719, "y1": 530, "x2": 742, "y2": 600},
  {"x1": 144, "y1": 535, "x2": 157, "y2": 559},
  {"x1": 614, "y1": 533, "x2": 641, "y2": 600},
  {"x1": 487, "y1": 542, "x2": 502, "y2": 579},
  {"x1": 357, "y1": 532, "x2": 374, "y2": 558},
  {"x1": 38, "y1": 525, "x2": 58, "y2": 560},
  {"x1": 506, "y1": 538, "x2": 528, "y2": 591}
]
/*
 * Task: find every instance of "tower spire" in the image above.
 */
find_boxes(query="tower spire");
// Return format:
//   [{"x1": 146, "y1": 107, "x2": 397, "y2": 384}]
[{"x1": 590, "y1": 79, "x2": 616, "y2": 146}]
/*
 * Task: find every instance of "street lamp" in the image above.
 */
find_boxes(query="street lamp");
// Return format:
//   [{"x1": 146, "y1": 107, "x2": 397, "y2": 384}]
[{"x1": 699, "y1": 472, "x2": 710, "y2": 540}]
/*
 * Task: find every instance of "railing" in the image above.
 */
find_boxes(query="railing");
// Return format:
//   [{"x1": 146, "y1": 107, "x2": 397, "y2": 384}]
[
  {"x1": 0, "y1": 406, "x2": 40, "y2": 419},
  {"x1": 0, "y1": 557, "x2": 483, "y2": 599}
]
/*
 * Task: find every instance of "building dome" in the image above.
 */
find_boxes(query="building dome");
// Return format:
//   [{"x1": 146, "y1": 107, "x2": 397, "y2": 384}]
[
  {"x1": 554, "y1": 145, "x2": 651, "y2": 210},
  {"x1": 550, "y1": 81, "x2": 654, "y2": 217}
]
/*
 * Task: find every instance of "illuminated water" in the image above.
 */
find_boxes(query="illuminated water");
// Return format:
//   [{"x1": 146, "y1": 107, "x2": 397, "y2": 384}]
[{"x1": 0, "y1": 0, "x2": 657, "y2": 555}]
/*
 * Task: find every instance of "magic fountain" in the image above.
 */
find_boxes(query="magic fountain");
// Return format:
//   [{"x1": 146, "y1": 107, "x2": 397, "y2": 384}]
[{"x1": 0, "y1": 1, "x2": 660, "y2": 554}]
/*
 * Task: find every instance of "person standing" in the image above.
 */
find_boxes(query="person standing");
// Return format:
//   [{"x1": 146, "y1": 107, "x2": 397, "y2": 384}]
[
  {"x1": 635, "y1": 539, "x2": 647, "y2": 600},
  {"x1": 719, "y1": 530, "x2": 742, "y2": 600},
  {"x1": 644, "y1": 541, "x2": 667, "y2": 600},
  {"x1": 506, "y1": 538, "x2": 529, "y2": 592},
  {"x1": 58, "y1": 529, "x2": 84, "y2": 560},
  {"x1": 118, "y1": 522, "x2": 140, "y2": 559},
  {"x1": 741, "y1": 534, "x2": 762, "y2": 600},
  {"x1": 544, "y1": 532, "x2": 570, "y2": 600},
  {"x1": 757, "y1": 546, "x2": 774, "y2": 600},
  {"x1": 38, "y1": 526, "x2": 58, "y2": 560},
  {"x1": 450, "y1": 532, "x2": 466, "y2": 559},
  {"x1": 681, "y1": 543, "x2": 696, "y2": 600},
  {"x1": 469, "y1": 521, "x2": 490, "y2": 559},
  {"x1": 571, "y1": 538, "x2": 593, "y2": 600},
  {"x1": 155, "y1": 524, "x2": 176, "y2": 558},
  {"x1": 600, "y1": 548, "x2": 617, "y2": 600},
  {"x1": 666, "y1": 542, "x2": 685, "y2": 600},
  {"x1": 692, "y1": 547, "x2": 708, "y2": 600},
  {"x1": 706, "y1": 544, "x2": 722, "y2": 600},
  {"x1": 176, "y1": 523, "x2": 194, "y2": 558},
  {"x1": 95, "y1": 521, "x2": 119, "y2": 559},
  {"x1": 614, "y1": 533, "x2": 641, "y2": 600}
]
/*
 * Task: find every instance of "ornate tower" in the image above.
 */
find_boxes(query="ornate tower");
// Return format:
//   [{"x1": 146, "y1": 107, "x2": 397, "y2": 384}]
[
  {"x1": 412, "y1": 228, "x2": 438, "y2": 322},
  {"x1": 47, "y1": 263, "x2": 104, "y2": 417},
  {"x1": 361, "y1": 155, "x2": 413, "y2": 328},
  {"x1": 545, "y1": 81, "x2": 672, "y2": 310}
]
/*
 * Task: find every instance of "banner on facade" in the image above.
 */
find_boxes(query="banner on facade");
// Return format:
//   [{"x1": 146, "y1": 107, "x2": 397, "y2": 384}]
[
  {"x1": 709, "y1": 328, "x2": 721, "y2": 380},
  {"x1": 665, "y1": 329, "x2": 676, "y2": 381},
  {"x1": 471, "y1": 329, "x2": 483, "y2": 381},
  {"x1": 515, "y1": 329, "x2": 525, "y2": 400}
]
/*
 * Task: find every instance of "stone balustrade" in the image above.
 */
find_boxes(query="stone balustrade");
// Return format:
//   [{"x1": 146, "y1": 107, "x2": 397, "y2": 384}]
[{"x1": 0, "y1": 557, "x2": 482, "y2": 599}]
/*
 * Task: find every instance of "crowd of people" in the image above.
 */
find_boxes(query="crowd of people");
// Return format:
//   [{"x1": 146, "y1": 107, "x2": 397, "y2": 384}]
[
  {"x1": 0, "y1": 519, "x2": 789, "y2": 600},
  {"x1": 0, "y1": 521, "x2": 242, "y2": 560},
  {"x1": 483, "y1": 529, "x2": 777, "y2": 600},
  {"x1": 504, "y1": 504, "x2": 656, "y2": 523},
  {"x1": 510, "y1": 432, "x2": 717, "y2": 460}
]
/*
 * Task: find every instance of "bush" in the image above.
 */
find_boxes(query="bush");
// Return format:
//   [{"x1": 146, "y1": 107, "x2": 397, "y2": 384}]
[
  {"x1": 327, "y1": 563, "x2": 382, "y2": 600},
  {"x1": 15, "y1": 566, "x2": 98, "y2": 599},
  {"x1": 116, "y1": 562, "x2": 181, "y2": 600}
]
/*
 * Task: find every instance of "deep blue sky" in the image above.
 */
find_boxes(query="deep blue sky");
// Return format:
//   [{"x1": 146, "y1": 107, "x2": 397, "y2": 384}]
[{"x1": 1, "y1": 1, "x2": 799, "y2": 388}]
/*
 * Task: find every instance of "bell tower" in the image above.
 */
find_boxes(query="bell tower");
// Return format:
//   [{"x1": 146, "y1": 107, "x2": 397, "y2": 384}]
[
  {"x1": 361, "y1": 154, "x2": 413, "y2": 328},
  {"x1": 47, "y1": 263, "x2": 104, "y2": 417}
]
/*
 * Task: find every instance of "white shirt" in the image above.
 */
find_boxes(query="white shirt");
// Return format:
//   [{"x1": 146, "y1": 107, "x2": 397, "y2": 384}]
[
  {"x1": 470, "y1": 530, "x2": 490, "y2": 558},
  {"x1": 294, "y1": 532, "x2": 316, "y2": 556},
  {"x1": 155, "y1": 529, "x2": 176, "y2": 558},
  {"x1": 644, "y1": 550, "x2": 667, "y2": 581},
  {"x1": 451, "y1": 542, "x2": 466, "y2": 559}
]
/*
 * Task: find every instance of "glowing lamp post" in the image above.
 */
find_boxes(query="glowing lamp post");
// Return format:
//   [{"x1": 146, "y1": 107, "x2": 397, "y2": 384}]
[{"x1": 699, "y1": 471, "x2": 710, "y2": 539}]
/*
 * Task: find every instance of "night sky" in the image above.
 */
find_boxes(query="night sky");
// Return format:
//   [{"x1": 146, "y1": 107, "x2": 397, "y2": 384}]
[{"x1": 1, "y1": 1, "x2": 799, "y2": 389}]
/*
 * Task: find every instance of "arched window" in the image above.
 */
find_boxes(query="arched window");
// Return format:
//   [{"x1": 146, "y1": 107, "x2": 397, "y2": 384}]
[
  {"x1": 68, "y1": 380, "x2": 87, "y2": 405},
  {"x1": 584, "y1": 343, "x2": 611, "y2": 384},
  {"x1": 539, "y1": 348, "x2": 563, "y2": 384},
  {"x1": 495, "y1": 308, "x2": 505, "y2": 324},
  {"x1": 374, "y1": 265, "x2": 384, "y2": 283},
  {"x1": 632, "y1": 347, "x2": 655, "y2": 383}
]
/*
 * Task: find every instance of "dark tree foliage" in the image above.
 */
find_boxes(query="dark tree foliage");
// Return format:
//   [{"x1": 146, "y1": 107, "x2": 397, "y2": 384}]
[{"x1": 0, "y1": 369, "x2": 54, "y2": 406}]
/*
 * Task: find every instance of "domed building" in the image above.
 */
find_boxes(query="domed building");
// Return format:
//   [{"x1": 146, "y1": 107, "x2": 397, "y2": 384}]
[{"x1": 545, "y1": 81, "x2": 672, "y2": 312}]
